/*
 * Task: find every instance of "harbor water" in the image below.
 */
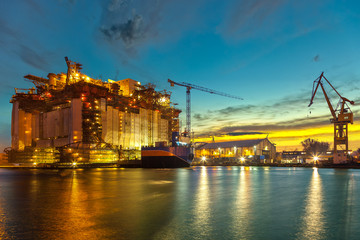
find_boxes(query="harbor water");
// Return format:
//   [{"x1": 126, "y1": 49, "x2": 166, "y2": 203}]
[{"x1": 0, "y1": 166, "x2": 359, "y2": 239}]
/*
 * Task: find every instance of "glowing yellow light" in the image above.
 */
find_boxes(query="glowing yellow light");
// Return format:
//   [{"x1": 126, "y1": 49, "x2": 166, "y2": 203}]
[
  {"x1": 240, "y1": 157, "x2": 245, "y2": 162},
  {"x1": 72, "y1": 162, "x2": 77, "y2": 166},
  {"x1": 314, "y1": 156, "x2": 319, "y2": 161},
  {"x1": 33, "y1": 162, "x2": 37, "y2": 166},
  {"x1": 202, "y1": 156, "x2": 206, "y2": 161}
]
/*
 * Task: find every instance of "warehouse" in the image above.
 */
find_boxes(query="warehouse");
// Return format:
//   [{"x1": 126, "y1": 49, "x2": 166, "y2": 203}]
[{"x1": 195, "y1": 138, "x2": 276, "y2": 164}]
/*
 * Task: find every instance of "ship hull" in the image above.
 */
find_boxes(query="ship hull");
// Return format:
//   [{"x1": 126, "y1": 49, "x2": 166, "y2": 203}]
[{"x1": 141, "y1": 148, "x2": 191, "y2": 168}]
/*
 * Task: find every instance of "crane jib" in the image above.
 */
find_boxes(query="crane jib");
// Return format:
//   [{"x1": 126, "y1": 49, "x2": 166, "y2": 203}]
[{"x1": 168, "y1": 78, "x2": 243, "y2": 137}]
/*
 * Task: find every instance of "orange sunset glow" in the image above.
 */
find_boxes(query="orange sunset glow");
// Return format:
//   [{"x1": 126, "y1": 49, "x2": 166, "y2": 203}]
[{"x1": 195, "y1": 120, "x2": 360, "y2": 152}]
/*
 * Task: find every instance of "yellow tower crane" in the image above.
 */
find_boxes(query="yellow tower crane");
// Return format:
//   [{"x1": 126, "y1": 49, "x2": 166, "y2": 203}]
[{"x1": 308, "y1": 72, "x2": 355, "y2": 164}]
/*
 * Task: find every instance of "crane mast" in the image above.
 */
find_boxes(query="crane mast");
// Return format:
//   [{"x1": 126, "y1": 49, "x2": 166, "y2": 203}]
[
  {"x1": 168, "y1": 79, "x2": 243, "y2": 139},
  {"x1": 308, "y1": 72, "x2": 354, "y2": 164}
]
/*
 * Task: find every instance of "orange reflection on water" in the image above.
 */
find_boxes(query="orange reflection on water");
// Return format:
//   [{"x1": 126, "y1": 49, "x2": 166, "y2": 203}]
[
  {"x1": 58, "y1": 170, "x2": 108, "y2": 239},
  {"x1": 0, "y1": 196, "x2": 6, "y2": 239}
]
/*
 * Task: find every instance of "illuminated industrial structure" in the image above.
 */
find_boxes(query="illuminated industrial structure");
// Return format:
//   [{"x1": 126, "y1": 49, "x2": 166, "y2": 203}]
[
  {"x1": 194, "y1": 138, "x2": 276, "y2": 164},
  {"x1": 308, "y1": 72, "x2": 355, "y2": 164},
  {"x1": 6, "y1": 57, "x2": 181, "y2": 166}
]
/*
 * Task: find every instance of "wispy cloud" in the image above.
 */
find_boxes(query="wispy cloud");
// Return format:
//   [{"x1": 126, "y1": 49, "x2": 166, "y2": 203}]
[
  {"x1": 0, "y1": 18, "x2": 20, "y2": 42},
  {"x1": 227, "y1": 132, "x2": 265, "y2": 136},
  {"x1": 193, "y1": 88, "x2": 332, "y2": 137},
  {"x1": 218, "y1": 0, "x2": 286, "y2": 40},
  {"x1": 195, "y1": 114, "x2": 331, "y2": 138},
  {"x1": 15, "y1": 45, "x2": 51, "y2": 71}
]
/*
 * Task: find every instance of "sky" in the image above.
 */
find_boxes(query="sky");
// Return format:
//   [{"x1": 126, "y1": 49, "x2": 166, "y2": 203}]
[{"x1": 1, "y1": 0, "x2": 360, "y2": 152}]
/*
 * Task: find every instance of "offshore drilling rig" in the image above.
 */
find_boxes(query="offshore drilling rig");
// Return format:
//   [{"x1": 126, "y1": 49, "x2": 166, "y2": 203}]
[{"x1": 5, "y1": 57, "x2": 181, "y2": 166}]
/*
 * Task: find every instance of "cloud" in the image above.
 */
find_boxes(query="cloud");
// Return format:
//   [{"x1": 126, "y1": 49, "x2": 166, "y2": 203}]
[
  {"x1": 192, "y1": 88, "x2": 334, "y2": 137},
  {"x1": 0, "y1": 13, "x2": 57, "y2": 72},
  {"x1": 99, "y1": 0, "x2": 168, "y2": 52},
  {"x1": 101, "y1": 14, "x2": 144, "y2": 47},
  {"x1": 195, "y1": 114, "x2": 331, "y2": 138},
  {"x1": 0, "y1": 18, "x2": 20, "y2": 42},
  {"x1": 206, "y1": 90, "x2": 310, "y2": 120},
  {"x1": 107, "y1": 0, "x2": 128, "y2": 12},
  {"x1": 194, "y1": 113, "x2": 208, "y2": 121},
  {"x1": 0, "y1": 81, "x2": 15, "y2": 94},
  {"x1": 217, "y1": 105, "x2": 256, "y2": 116},
  {"x1": 226, "y1": 132, "x2": 265, "y2": 136},
  {"x1": 218, "y1": 0, "x2": 286, "y2": 39},
  {"x1": 15, "y1": 45, "x2": 53, "y2": 72}
]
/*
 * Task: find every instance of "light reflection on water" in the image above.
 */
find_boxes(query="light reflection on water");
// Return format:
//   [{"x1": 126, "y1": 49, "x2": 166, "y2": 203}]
[
  {"x1": 231, "y1": 166, "x2": 252, "y2": 238},
  {"x1": 193, "y1": 166, "x2": 210, "y2": 238},
  {"x1": 297, "y1": 167, "x2": 325, "y2": 240},
  {"x1": 1, "y1": 167, "x2": 360, "y2": 239}
]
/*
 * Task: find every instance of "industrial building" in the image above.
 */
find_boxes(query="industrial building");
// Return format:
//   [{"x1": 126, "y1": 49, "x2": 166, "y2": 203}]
[
  {"x1": 194, "y1": 138, "x2": 276, "y2": 164},
  {"x1": 5, "y1": 57, "x2": 181, "y2": 166},
  {"x1": 281, "y1": 151, "x2": 306, "y2": 164}
]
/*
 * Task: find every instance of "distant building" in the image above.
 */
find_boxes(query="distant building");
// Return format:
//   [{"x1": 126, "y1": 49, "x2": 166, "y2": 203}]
[
  {"x1": 281, "y1": 150, "x2": 335, "y2": 164},
  {"x1": 281, "y1": 151, "x2": 306, "y2": 164},
  {"x1": 195, "y1": 138, "x2": 276, "y2": 164}
]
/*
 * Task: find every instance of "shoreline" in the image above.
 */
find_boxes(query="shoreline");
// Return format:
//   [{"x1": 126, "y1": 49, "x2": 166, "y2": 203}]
[
  {"x1": 191, "y1": 162, "x2": 360, "y2": 169},
  {"x1": 1, "y1": 163, "x2": 360, "y2": 169}
]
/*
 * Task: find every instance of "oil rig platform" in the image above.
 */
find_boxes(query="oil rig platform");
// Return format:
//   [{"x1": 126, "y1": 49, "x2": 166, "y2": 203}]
[{"x1": 5, "y1": 57, "x2": 181, "y2": 167}]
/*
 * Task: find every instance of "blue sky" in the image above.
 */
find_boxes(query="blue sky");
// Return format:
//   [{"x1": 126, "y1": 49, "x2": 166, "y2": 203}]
[{"x1": 1, "y1": 0, "x2": 360, "y2": 151}]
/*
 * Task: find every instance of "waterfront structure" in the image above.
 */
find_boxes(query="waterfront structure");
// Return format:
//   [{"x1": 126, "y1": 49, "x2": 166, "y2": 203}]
[
  {"x1": 281, "y1": 151, "x2": 306, "y2": 164},
  {"x1": 304, "y1": 151, "x2": 333, "y2": 164},
  {"x1": 281, "y1": 150, "x2": 343, "y2": 164},
  {"x1": 194, "y1": 138, "x2": 276, "y2": 164},
  {"x1": 6, "y1": 57, "x2": 181, "y2": 166},
  {"x1": 308, "y1": 72, "x2": 355, "y2": 164}
]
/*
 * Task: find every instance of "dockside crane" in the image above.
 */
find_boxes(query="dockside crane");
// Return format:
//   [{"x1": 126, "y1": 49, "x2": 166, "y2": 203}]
[
  {"x1": 308, "y1": 72, "x2": 355, "y2": 164},
  {"x1": 168, "y1": 79, "x2": 243, "y2": 138}
]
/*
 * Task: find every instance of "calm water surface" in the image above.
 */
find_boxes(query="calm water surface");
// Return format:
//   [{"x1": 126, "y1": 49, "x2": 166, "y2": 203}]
[{"x1": 0, "y1": 166, "x2": 359, "y2": 239}]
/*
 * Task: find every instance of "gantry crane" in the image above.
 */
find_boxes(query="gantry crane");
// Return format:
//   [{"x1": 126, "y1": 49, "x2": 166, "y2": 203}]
[
  {"x1": 168, "y1": 79, "x2": 243, "y2": 138},
  {"x1": 308, "y1": 72, "x2": 355, "y2": 164}
]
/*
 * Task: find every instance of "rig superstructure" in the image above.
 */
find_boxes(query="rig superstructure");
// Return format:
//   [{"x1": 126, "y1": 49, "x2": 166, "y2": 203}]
[{"x1": 6, "y1": 57, "x2": 181, "y2": 166}]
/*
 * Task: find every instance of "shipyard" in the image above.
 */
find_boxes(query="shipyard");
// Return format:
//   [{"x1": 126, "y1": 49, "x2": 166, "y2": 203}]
[
  {"x1": 2, "y1": 1, "x2": 360, "y2": 240},
  {"x1": 2, "y1": 57, "x2": 359, "y2": 168}
]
